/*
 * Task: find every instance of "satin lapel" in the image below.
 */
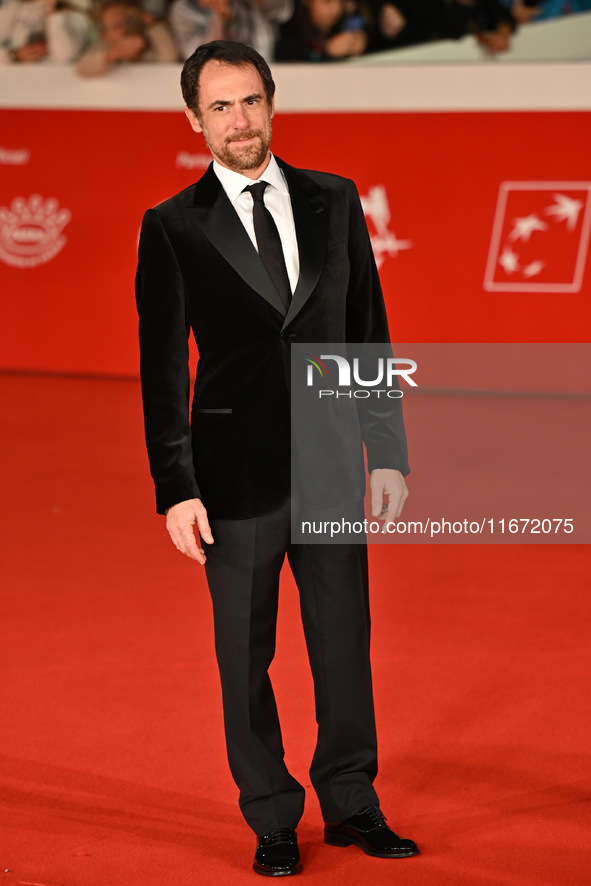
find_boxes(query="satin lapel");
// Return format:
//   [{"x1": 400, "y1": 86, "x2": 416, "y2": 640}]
[
  {"x1": 280, "y1": 163, "x2": 330, "y2": 329},
  {"x1": 189, "y1": 167, "x2": 286, "y2": 317}
]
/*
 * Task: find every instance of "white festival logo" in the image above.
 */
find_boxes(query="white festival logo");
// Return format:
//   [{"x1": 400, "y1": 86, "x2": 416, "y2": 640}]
[
  {"x1": 360, "y1": 185, "x2": 412, "y2": 268},
  {"x1": 484, "y1": 182, "x2": 591, "y2": 293},
  {"x1": 0, "y1": 195, "x2": 71, "y2": 268}
]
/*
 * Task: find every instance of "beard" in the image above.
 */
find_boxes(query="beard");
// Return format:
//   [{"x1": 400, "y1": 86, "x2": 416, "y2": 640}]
[{"x1": 206, "y1": 124, "x2": 272, "y2": 172}]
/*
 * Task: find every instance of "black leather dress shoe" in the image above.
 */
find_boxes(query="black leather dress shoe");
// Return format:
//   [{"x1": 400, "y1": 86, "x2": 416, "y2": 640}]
[
  {"x1": 324, "y1": 804, "x2": 419, "y2": 858},
  {"x1": 253, "y1": 828, "x2": 302, "y2": 877}
]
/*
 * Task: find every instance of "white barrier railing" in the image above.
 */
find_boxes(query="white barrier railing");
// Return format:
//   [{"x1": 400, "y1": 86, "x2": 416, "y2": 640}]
[{"x1": 0, "y1": 60, "x2": 590, "y2": 112}]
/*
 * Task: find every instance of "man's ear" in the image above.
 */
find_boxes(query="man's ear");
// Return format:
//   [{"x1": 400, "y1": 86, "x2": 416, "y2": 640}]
[
  {"x1": 270, "y1": 96, "x2": 275, "y2": 119},
  {"x1": 185, "y1": 107, "x2": 203, "y2": 134}
]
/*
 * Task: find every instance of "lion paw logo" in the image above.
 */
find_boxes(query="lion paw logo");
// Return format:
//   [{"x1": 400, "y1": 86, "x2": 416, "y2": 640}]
[{"x1": 0, "y1": 194, "x2": 71, "y2": 268}]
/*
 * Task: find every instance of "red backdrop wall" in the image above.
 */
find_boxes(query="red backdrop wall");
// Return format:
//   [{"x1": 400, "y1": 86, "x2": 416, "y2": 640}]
[{"x1": 1, "y1": 108, "x2": 590, "y2": 379}]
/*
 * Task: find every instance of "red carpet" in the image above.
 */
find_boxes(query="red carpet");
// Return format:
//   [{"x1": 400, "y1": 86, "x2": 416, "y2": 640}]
[{"x1": 0, "y1": 374, "x2": 589, "y2": 885}]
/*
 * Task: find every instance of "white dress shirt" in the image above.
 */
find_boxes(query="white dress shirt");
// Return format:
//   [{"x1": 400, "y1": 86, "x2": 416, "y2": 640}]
[{"x1": 213, "y1": 155, "x2": 300, "y2": 294}]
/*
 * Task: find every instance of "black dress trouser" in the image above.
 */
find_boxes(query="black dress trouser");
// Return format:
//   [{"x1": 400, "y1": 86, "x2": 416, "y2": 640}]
[{"x1": 203, "y1": 498, "x2": 380, "y2": 835}]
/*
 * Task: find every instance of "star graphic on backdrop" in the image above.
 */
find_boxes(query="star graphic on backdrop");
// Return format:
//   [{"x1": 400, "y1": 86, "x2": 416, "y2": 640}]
[
  {"x1": 381, "y1": 232, "x2": 413, "y2": 257},
  {"x1": 498, "y1": 246, "x2": 519, "y2": 274},
  {"x1": 545, "y1": 193, "x2": 584, "y2": 231},
  {"x1": 522, "y1": 260, "x2": 545, "y2": 278},
  {"x1": 509, "y1": 214, "x2": 548, "y2": 243},
  {"x1": 370, "y1": 232, "x2": 413, "y2": 267},
  {"x1": 361, "y1": 185, "x2": 413, "y2": 268}
]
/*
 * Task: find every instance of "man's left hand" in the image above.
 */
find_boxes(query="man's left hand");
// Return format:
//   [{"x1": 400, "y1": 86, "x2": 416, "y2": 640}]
[{"x1": 370, "y1": 468, "x2": 408, "y2": 527}]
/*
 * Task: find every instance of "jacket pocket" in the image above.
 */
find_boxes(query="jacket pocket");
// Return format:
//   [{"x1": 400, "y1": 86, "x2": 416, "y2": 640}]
[{"x1": 195, "y1": 408, "x2": 233, "y2": 414}]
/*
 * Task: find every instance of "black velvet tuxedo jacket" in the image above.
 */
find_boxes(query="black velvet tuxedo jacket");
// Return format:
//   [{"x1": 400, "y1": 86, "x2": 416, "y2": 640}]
[{"x1": 136, "y1": 158, "x2": 409, "y2": 519}]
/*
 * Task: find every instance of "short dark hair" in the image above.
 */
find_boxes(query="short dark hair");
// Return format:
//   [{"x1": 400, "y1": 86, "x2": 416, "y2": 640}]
[{"x1": 181, "y1": 41, "x2": 276, "y2": 117}]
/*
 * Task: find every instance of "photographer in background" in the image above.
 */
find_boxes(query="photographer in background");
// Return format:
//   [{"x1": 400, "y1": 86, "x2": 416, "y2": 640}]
[
  {"x1": 0, "y1": 0, "x2": 91, "y2": 63},
  {"x1": 369, "y1": 0, "x2": 515, "y2": 55},
  {"x1": 76, "y1": 0, "x2": 177, "y2": 76},
  {"x1": 169, "y1": 0, "x2": 292, "y2": 62},
  {"x1": 276, "y1": 0, "x2": 371, "y2": 60},
  {"x1": 503, "y1": 0, "x2": 591, "y2": 25}
]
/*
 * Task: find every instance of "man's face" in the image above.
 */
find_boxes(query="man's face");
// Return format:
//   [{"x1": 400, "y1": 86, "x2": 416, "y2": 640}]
[
  {"x1": 306, "y1": 0, "x2": 344, "y2": 33},
  {"x1": 185, "y1": 61, "x2": 274, "y2": 179},
  {"x1": 101, "y1": 5, "x2": 132, "y2": 44}
]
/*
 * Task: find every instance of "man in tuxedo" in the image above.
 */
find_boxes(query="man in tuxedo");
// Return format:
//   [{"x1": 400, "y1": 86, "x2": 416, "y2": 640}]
[{"x1": 136, "y1": 39, "x2": 419, "y2": 876}]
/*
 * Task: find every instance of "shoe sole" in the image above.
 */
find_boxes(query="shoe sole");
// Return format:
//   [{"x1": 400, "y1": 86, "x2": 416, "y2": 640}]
[
  {"x1": 324, "y1": 833, "x2": 419, "y2": 858},
  {"x1": 253, "y1": 862, "x2": 303, "y2": 876}
]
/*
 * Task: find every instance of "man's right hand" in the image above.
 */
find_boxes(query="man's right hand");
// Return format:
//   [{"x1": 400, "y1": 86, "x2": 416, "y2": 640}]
[
  {"x1": 379, "y1": 4, "x2": 406, "y2": 39},
  {"x1": 106, "y1": 34, "x2": 147, "y2": 63},
  {"x1": 165, "y1": 498, "x2": 214, "y2": 565},
  {"x1": 15, "y1": 42, "x2": 48, "y2": 62},
  {"x1": 325, "y1": 30, "x2": 367, "y2": 59}
]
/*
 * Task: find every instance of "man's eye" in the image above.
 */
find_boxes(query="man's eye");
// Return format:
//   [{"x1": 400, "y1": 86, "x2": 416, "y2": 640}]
[{"x1": 214, "y1": 105, "x2": 226, "y2": 112}]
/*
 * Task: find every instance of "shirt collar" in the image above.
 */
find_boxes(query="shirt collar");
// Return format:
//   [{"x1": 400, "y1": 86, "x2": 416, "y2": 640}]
[{"x1": 212, "y1": 154, "x2": 287, "y2": 204}]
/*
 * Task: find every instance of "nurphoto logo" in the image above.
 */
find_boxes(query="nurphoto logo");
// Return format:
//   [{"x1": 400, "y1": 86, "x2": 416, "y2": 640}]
[
  {"x1": 0, "y1": 194, "x2": 71, "y2": 269},
  {"x1": 303, "y1": 352, "x2": 417, "y2": 399}
]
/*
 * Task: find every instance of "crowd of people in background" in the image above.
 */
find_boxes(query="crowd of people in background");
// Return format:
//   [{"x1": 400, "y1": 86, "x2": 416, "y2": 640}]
[{"x1": 1, "y1": 0, "x2": 590, "y2": 71}]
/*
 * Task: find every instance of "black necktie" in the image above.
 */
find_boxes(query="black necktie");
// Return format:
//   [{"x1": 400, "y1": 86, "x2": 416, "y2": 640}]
[{"x1": 245, "y1": 181, "x2": 291, "y2": 312}]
